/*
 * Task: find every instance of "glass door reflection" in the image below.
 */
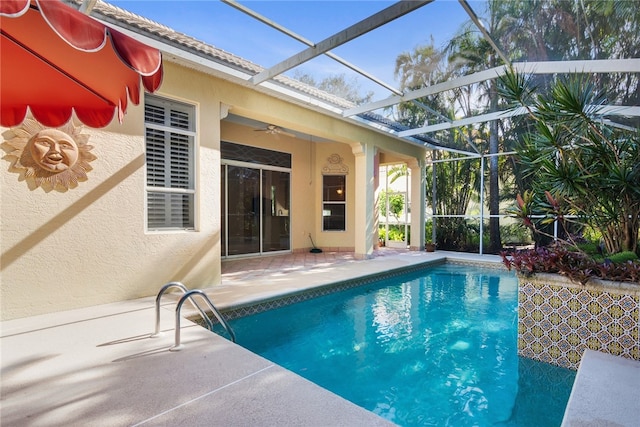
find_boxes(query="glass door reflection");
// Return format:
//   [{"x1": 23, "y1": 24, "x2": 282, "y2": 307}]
[
  {"x1": 262, "y1": 170, "x2": 290, "y2": 252},
  {"x1": 222, "y1": 165, "x2": 290, "y2": 256},
  {"x1": 226, "y1": 165, "x2": 260, "y2": 256}
]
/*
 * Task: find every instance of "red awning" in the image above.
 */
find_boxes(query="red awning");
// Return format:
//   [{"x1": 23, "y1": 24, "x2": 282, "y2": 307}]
[{"x1": 0, "y1": 0, "x2": 163, "y2": 128}]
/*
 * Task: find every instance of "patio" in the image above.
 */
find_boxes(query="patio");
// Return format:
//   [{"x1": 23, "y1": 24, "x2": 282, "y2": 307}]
[
  {"x1": 0, "y1": 249, "x2": 448, "y2": 426},
  {"x1": 1, "y1": 1, "x2": 638, "y2": 425},
  {"x1": 2, "y1": 249, "x2": 638, "y2": 426}
]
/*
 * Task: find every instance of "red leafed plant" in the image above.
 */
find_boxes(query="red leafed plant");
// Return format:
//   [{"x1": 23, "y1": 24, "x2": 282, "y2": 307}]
[{"x1": 501, "y1": 244, "x2": 640, "y2": 286}]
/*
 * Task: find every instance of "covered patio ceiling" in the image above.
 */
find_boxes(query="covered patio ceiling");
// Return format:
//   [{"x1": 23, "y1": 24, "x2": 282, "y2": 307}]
[{"x1": 83, "y1": 0, "x2": 639, "y2": 157}]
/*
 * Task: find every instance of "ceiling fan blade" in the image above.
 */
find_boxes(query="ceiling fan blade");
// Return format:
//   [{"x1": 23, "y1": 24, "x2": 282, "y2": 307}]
[
  {"x1": 254, "y1": 124, "x2": 277, "y2": 133},
  {"x1": 279, "y1": 130, "x2": 296, "y2": 138},
  {"x1": 253, "y1": 124, "x2": 295, "y2": 138}
]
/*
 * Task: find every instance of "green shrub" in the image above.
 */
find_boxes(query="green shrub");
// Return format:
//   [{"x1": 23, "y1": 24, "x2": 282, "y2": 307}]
[
  {"x1": 500, "y1": 223, "x2": 532, "y2": 245},
  {"x1": 607, "y1": 251, "x2": 639, "y2": 264},
  {"x1": 576, "y1": 242, "x2": 599, "y2": 255},
  {"x1": 581, "y1": 226, "x2": 603, "y2": 245},
  {"x1": 379, "y1": 190, "x2": 405, "y2": 221},
  {"x1": 379, "y1": 227, "x2": 386, "y2": 240},
  {"x1": 425, "y1": 220, "x2": 433, "y2": 243},
  {"x1": 388, "y1": 228, "x2": 405, "y2": 241}
]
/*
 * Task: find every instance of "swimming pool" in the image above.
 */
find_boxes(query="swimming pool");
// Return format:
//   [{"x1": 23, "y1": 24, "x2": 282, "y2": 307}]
[{"x1": 216, "y1": 264, "x2": 576, "y2": 426}]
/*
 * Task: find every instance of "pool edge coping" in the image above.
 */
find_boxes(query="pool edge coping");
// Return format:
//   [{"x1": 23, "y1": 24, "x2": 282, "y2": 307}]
[{"x1": 205, "y1": 256, "x2": 507, "y2": 322}]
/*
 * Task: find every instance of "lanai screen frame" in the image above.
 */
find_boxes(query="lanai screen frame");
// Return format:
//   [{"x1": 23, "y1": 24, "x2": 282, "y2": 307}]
[
  {"x1": 216, "y1": 0, "x2": 639, "y2": 255},
  {"x1": 82, "y1": 0, "x2": 639, "y2": 253}
]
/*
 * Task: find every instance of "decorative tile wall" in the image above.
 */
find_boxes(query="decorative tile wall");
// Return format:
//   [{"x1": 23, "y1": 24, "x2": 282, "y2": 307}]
[{"x1": 518, "y1": 274, "x2": 639, "y2": 370}]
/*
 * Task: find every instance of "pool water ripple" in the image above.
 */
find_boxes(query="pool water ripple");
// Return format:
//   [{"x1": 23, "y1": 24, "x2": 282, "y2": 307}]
[{"x1": 217, "y1": 264, "x2": 575, "y2": 426}]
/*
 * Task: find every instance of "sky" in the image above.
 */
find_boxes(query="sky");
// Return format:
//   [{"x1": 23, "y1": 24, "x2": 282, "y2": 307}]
[{"x1": 108, "y1": 0, "x2": 487, "y2": 100}]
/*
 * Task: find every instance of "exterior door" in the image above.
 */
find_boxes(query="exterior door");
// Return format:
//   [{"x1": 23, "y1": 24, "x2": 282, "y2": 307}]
[
  {"x1": 225, "y1": 165, "x2": 260, "y2": 256},
  {"x1": 222, "y1": 164, "x2": 290, "y2": 256},
  {"x1": 262, "y1": 170, "x2": 290, "y2": 252}
]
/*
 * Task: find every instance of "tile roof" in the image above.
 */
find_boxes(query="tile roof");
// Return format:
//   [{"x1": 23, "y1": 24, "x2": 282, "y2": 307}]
[
  {"x1": 73, "y1": 0, "x2": 437, "y2": 146},
  {"x1": 81, "y1": 0, "x2": 356, "y2": 109}
]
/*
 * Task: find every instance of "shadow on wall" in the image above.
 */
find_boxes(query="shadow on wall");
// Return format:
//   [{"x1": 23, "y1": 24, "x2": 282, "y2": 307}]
[{"x1": 1, "y1": 154, "x2": 145, "y2": 270}]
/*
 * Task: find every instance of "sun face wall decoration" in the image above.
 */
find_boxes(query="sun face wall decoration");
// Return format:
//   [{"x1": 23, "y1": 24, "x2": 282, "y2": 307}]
[{"x1": 2, "y1": 119, "x2": 97, "y2": 192}]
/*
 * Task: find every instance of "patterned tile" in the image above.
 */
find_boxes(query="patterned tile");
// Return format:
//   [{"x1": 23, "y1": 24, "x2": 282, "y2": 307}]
[{"x1": 518, "y1": 277, "x2": 639, "y2": 370}]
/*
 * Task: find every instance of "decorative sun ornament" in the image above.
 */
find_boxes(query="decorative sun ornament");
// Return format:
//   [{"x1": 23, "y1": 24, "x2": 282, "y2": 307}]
[{"x1": 2, "y1": 119, "x2": 96, "y2": 192}]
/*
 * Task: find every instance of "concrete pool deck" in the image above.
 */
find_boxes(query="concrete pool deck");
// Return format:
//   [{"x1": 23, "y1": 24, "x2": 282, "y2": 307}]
[
  {"x1": 561, "y1": 349, "x2": 640, "y2": 427},
  {"x1": 0, "y1": 249, "x2": 446, "y2": 426},
  {"x1": 1, "y1": 249, "x2": 638, "y2": 426}
]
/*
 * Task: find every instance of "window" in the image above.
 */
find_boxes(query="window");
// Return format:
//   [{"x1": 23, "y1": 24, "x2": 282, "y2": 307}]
[
  {"x1": 145, "y1": 95, "x2": 195, "y2": 230},
  {"x1": 322, "y1": 175, "x2": 346, "y2": 231}
]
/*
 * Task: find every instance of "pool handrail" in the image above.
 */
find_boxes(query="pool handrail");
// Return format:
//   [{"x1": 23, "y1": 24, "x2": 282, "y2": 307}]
[
  {"x1": 171, "y1": 289, "x2": 236, "y2": 351},
  {"x1": 152, "y1": 281, "x2": 214, "y2": 337}
]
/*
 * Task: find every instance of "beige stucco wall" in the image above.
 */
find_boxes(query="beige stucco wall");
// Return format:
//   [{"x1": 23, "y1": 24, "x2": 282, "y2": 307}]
[
  {"x1": 221, "y1": 120, "x2": 359, "y2": 251},
  {"x1": 1, "y1": 60, "x2": 426, "y2": 320},
  {"x1": 220, "y1": 121, "x2": 319, "y2": 251},
  {"x1": 1, "y1": 63, "x2": 223, "y2": 320}
]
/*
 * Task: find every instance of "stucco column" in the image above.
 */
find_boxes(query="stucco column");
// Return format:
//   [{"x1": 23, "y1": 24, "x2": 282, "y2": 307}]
[
  {"x1": 351, "y1": 142, "x2": 375, "y2": 259},
  {"x1": 408, "y1": 158, "x2": 426, "y2": 251}
]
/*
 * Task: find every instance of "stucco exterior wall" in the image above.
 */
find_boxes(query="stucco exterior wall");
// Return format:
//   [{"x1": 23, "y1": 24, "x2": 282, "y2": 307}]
[
  {"x1": 1, "y1": 60, "x2": 426, "y2": 320},
  {"x1": 1, "y1": 63, "x2": 223, "y2": 320}
]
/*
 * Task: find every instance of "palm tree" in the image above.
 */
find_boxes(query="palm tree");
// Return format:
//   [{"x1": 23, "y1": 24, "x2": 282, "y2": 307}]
[
  {"x1": 393, "y1": 41, "x2": 447, "y2": 129},
  {"x1": 445, "y1": 0, "x2": 640, "y2": 252},
  {"x1": 391, "y1": 0, "x2": 639, "y2": 253},
  {"x1": 427, "y1": 146, "x2": 481, "y2": 251},
  {"x1": 445, "y1": 12, "x2": 509, "y2": 253},
  {"x1": 500, "y1": 70, "x2": 640, "y2": 254}
]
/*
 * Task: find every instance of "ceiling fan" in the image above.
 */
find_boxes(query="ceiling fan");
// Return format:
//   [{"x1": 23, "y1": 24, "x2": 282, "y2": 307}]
[{"x1": 254, "y1": 124, "x2": 295, "y2": 138}]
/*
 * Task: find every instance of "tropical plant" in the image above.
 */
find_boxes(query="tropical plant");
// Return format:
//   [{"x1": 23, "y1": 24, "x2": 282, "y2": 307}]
[
  {"x1": 426, "y1": 150, "x2": 482, "y2": 251},
  {"x1": 445, "y1": 14, "x2": 508, "y2": 253},
  {"x1": 378, "y1": 189, "x2": 405, "y2": 224},
  {"x1": 501, "y1": 244, "x2": 640, "y2": 285},
  {"x1": 425, "y1": 219, "x2": 434, "y2": 243},
  {"x1": 386, "y1": 164, "x2": 407, "y2": 185},
  {"x1": 387, "y1": 227, "x2": 405, "y2": 242},
  {"x1": 499, "y1": 69, "x2": 640, "y2": 255},
  {"x1": 383, "y1": 1, "x2": 640, "y2": 257},
  {"x1": 393, "y1": 41, "x2": 449, "y2": 129},
  {"x1": 444, "y1": 0, "x2": 640, "y2": 252}
]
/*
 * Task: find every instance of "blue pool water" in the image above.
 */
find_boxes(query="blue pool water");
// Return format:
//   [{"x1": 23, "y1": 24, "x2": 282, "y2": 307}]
[{"x1": 217, "y1": 264, "x2": 576, "y2": 426}]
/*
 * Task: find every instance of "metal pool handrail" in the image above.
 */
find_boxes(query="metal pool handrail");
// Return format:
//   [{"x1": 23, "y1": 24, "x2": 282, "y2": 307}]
[
  {"x1": 171, "y1": 289, "x2": 236, "y2": 351},
  {"x1": 152, "y1": 281, "x2": 213, "y2": 337}
]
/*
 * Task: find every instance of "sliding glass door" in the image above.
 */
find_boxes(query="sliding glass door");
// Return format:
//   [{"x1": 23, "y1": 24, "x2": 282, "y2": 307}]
[
  {"x1": 261, "y1": 170, "x2": 290, "y2": 252},
  {"x1": 221, "y1": 163, "x2": 290, "y2": 257},
  {"x1": 224, "y1": 165, "x2": 260, "y2": 255}
]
